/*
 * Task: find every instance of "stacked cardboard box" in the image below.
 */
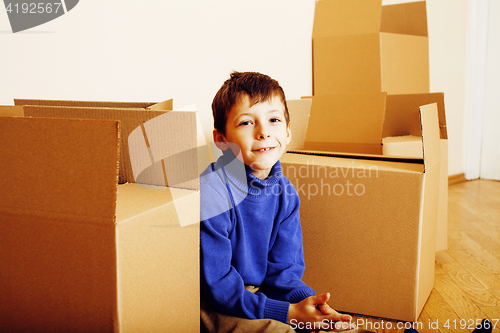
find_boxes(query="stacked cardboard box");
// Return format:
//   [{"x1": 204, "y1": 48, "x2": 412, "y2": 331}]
[
  {"x1": 310, "y1": 0, "x2": 448, "y2": 252},
  {"x1": 0, "y1": 101, "x2": 201, "y2": 332},
  {"x1": 281, "y1": 0, "x2": 447, "y2": 321}
]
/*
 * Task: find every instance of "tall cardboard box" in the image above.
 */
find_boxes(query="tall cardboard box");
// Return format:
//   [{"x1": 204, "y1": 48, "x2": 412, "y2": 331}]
[
  {"x1": 0, "y1": 105, "x2": 200, "y2": 332},
  {"x1": 313, "y1": 0, "x2": 429, "y2": 95},
  {"x1": 281, "y1": 96, "x2": 441, "y2": 321}
]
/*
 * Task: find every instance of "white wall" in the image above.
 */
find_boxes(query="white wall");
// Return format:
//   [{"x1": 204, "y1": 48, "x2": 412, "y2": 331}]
[
  {"x1": 0, "y1": 0, "x2": 469, "y2": 176},
  {"x1": 0, "y1": 0, "x2": 315, "y2": 144}
]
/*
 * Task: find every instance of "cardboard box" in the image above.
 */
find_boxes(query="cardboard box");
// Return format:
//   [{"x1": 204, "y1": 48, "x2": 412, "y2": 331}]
[
  {"x1": 312, "y1": 0, "x2": 429, "y2": 95},
  {"x1": 281, "y1": 96, "x2": 441, "y2": 321},
  {"x1": 12, "y1": 99, "x2": 201, "y2": 189},
  {"x1": 0, "y1": 107, "x2": 200, "y2": 331},
  {"x1": 381, "y1": 93, "x2": 448, "y2": 252}
]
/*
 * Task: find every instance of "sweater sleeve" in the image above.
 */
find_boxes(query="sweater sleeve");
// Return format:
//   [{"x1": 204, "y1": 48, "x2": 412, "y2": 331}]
[
  {"x1": 264, "y1": 184, "x2": 316, "y2": 304},
  {"x1": 200, "y1": 182, "x2": 291, "y2": 323}
]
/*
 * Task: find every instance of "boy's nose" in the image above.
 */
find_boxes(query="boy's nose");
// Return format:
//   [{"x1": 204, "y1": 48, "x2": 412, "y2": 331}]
[
  {"x1": 256, "y1": 126, "x2": 271, "y2": 139},
  {"x1": 258, "y1": 133, "x2": 271, "y2": 139}
]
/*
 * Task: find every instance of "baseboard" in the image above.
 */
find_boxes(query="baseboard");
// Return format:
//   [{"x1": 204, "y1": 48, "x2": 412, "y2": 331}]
[{"x1": 448, "y1": 173, "x2": 467, "y2": 186}]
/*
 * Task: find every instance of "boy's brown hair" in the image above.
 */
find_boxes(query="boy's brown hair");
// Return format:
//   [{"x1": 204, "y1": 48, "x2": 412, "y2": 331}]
[{"x1": 212, "y1": 71, "x2": 290, "y2": 136}]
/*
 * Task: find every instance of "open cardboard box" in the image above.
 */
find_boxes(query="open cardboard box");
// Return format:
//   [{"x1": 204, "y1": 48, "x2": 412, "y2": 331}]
[
  {"x1": 312, "y1": 0, "x2": 429, "y2": 96},
  {"x1": 292, "y1": 92, "x2": 448, "y2": 252},
  {"x1": 0, "y1": 102, "x2": 201, "y2": 332},
  {"x1": 12, "y1": 98, "x2": 200, "y2": 188},
  {"x1": 281, "y1": 94, "x2": 441, "y2": 321}
]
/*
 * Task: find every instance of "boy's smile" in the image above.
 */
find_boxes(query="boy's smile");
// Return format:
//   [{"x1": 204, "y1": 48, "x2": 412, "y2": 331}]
[{"x1": 214, "y1": 94, "x2": 291, "y2": 180}]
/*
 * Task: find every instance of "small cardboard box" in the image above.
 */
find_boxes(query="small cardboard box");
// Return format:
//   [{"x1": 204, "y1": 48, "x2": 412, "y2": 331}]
[
  {"x1": 0, "y1": 105, "x2": 200, "y2": 332},
  {"x1": 281, "y1": 96, "x2": 441, "y2": 321},
  {"x1": 312, "y1": 0, "x2": 429, "y2": 95}
]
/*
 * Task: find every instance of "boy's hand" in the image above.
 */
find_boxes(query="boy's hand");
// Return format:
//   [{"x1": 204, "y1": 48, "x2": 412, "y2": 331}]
[{"x1": 288, "y1": 293, "x2": 356, "y2": 332}]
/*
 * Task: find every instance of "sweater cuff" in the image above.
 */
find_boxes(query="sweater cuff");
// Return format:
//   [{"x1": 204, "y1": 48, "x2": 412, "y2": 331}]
[
  {"x1": 263, "y1": 298, "x2": 290, "y2": 324},
  {"x1": 288, "y1": 287, "x2": 316, "y2": 304}
]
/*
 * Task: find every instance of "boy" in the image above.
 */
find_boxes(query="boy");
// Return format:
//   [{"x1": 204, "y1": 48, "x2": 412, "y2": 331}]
[{"x1": 200, "y1": 72, "x2": 360, "y2": 332}]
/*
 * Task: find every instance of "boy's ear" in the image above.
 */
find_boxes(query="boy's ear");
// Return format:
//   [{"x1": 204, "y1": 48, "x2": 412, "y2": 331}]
[
  {"x1": 213, "y1": 129, "x2": 229, "y2": 151},
  {"x1": 286, "y1": 122, "x2": 292, "y2": 145}
]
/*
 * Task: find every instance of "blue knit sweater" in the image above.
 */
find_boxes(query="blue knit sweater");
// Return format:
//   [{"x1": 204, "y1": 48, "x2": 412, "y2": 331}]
[{"x1": 200, "y1": 151, "x2": 315, "y2": 324}]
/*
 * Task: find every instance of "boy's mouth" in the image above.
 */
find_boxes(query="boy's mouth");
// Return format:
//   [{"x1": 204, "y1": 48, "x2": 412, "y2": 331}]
[{"x1": 253, "y1": 147, "x2": 275, "y2": 152}]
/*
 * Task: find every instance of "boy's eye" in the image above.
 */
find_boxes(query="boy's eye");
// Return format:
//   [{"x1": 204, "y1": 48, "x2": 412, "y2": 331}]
[
  {"x1": 239, "y1": 120, "x2": 252, "y2": 126},
  {"x1": 270, "y1": 118, "x2": 281, "y2": 123}
]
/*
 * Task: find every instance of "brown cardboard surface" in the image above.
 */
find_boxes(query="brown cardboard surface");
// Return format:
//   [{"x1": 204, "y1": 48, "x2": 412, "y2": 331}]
[
  {"x1": 115, "y1": 183, "x2": 199, "y2": 332},
  {"x1": 303, "y1": 93, "x2": 387, "y2": 154},
  {"x1": 380, "y1": 33, "x2": 429, "y2": 94},
  {"x1": 14, "y1": 98, "x2": 173, "y2": 110},
  {"x1": 383, "y1": 137, "x2": 449, "y2": 252},
  {"x1": 380, "y1": 1, "x2": 428, "y2": 36},
  {"x1": 313, "y1": 34, "x2": 382, "y2": 95},
  {"x1": 313, "y1": 33, "x2": 429, "y2": 95},
  {"x1": 312, "y1": 0, "x2": 429, "y2": 95},
  {"x1": 0, "y1": 105, "x2": 24, "y2": 117},
  {"x1": 140, "y1": 111, "x2": 198, "y2": 190},
  {"x1": 0, "y1": 117, "x2": 120, "y2": 332},
  {"x1": 437, "y1": 140, "x2": 448, "y2": 252},
  {"x1": 281, "y1": 104, "x2": 440, "y2": 321},
  {"x1": 21, "y1": 106, "x2": 197, "y2": 188},
  {"x1": 0, "y1": 116, "x2": 200, "y2": 332},
  {"x1": 384, "y1": 93, "x2": 447, "y2": 139},
  {"x1": 0, "y1": 117, "x2": 120, "y2": 221},
  {"x1": 382, "y1": 135, "x2": 423, "y2": 157},
  {"x1": 416, "y1": 103, "x2": 441, "y2": 315},
  {"x1": 286, "y1": 99, "x2": 312, "y2": 151},
  {"x1": 312, "y1": 0, "x2": 382, "y2": 38}
]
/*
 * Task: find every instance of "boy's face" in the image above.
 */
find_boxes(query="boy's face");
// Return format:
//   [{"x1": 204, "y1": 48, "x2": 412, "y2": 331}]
[{"x1": 214, "y1": 94, "x2": 291, "y2": 180}]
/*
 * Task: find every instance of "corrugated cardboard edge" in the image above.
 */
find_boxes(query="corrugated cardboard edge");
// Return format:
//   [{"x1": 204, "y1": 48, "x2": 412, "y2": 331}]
[
  {"x1": 414, "y1": 103, "x2": 440, "y2": 318},
  {"x1": 14, "y1": 98, "x2": 172, "y2": 109}
]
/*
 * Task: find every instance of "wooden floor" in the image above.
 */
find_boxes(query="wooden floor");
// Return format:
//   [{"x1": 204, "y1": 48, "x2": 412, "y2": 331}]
[{"x1": 350, "y1": 179, "x2": 500, "y2": 333}]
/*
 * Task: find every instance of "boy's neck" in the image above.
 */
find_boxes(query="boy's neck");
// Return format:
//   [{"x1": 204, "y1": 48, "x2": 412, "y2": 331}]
[{"x1": 249, "y1": 168, "x2": 271, "y2": 180}]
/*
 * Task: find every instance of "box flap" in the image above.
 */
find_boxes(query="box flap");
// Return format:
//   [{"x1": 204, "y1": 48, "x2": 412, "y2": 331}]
[
  {"x1": 384, "y1": 93, "x2": 447, "y2": 139},
  {"x1": 313, "y1": 0, "x2": 382, "y2": 38},
  {"x1": 146, "y1": 99, "x2": 174, "y2": 111},
  {"x1": 0, "y1": 117, "x2": 119, "y2": 223},
  {"x1": 415, "y1": 103, "x2": 441, "y2": 316},
  {"x1": 133, "y1": 111, "x2": 199, "y2": 190},
  {"x1": 14, "y1": 98, "x2": 162, "y2": 109},
  {"x1": 286, "y1": 98, "x2": 312, "y2": 151},
  {"x1": 22, "y1": 105, "x2": 169, "y2": 184},
  {"x1": 0, "y1": 105, "x2": 24, "y2": 117},
  {"x1": 304, "y1": 93, "x2": 387, "y2": 154},
  {"x1": 380, "y1": 1, "x2": 428, "y2": 36},
  {"x1": 420, "y1": 103, "x2": 441, "y2": 173}
]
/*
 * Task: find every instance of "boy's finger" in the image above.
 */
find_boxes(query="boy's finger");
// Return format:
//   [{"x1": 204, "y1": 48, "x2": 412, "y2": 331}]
[
  {"x1": 313, "y1": 292, "x2": 330, "y2": 305},
  {"x1": 318, "y1": 303, "x2": 334, "y2": 315},
  {"x1": 327, "y1": 312, "x2": 352, "y2": 322}
]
